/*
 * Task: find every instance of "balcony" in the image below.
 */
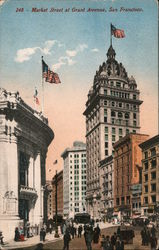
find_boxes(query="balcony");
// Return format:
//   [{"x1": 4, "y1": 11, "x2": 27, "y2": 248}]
[{"x1": 19, "y1": 185, "x2": 38, "y2": 201}]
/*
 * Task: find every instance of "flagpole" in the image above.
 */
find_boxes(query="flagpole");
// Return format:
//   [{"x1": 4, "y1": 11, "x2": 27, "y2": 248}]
[
  {"x1": 41, "y1": 56, "x2": 44, "y2": 114},
  {"x1": 110, "y1": 23, "x2": 112, "y2": 46}
]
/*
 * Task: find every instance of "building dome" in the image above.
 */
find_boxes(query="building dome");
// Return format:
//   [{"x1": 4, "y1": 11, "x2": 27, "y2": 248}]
[{"x1": 94, "y1": 45, "x2": 128, "y2": 82}]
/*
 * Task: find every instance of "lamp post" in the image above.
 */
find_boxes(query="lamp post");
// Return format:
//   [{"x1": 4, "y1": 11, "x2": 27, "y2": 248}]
[{"x1": 54, "y1": 170, "x2": 59, "y2": 238}]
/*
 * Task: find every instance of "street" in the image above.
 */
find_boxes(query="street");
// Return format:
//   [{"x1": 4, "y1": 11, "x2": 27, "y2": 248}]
[{"x1": 13, "y1": 226, "x2": 151, "y2": 250}]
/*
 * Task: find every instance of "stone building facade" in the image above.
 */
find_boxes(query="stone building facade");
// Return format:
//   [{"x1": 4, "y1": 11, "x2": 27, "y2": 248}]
[
  {"x1": 83, "y1": 45, "x2": 142, "y2": 219},
  {"x1": 52, "y1": 170, "x2": 63, "y2": 217},
  {"x1": 99, "y1": 155, "x2": 114, "y2": 220},
  {"x1": 0, "y1": 88, "x2": 54, "y2": 240},
  {"x1": 61, "y1": 141, "x2": 86, "y2": 218},
  {"x1": 113, "y1": 133, "x2": 149, "y2": 219},
  {"x1": 139, "y1": 134, "x2": 159, "y2": 215}
]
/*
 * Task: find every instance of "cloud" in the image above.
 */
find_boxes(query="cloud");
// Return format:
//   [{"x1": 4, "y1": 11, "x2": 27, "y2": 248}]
[
  {"x1": 15, "y1": 40, "x2": 60, "y2": 63},
  {"x1": 66, "y1": 43, "x2": 88, "y2": 57},
  {"x1": 15, "y1": 47, "x2": 38, "y2": 63},
  {"x1": 0, "y1": 0, "x2": 6, "y2": 6},
  {"x1": 52, "y1": 56, "x2": 76, "y2": 71},
  {"x1": 91, "y1": 48, "x2": 99, "y2": 53}
]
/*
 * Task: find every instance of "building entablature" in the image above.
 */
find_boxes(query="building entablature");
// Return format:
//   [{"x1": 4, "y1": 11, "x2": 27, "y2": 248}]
[{"x1": 0, "y1": 88, "x2": 54, "y2": 149}]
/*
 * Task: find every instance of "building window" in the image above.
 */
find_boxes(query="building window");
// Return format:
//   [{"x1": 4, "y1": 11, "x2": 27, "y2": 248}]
[
  {"x1": 104, "y1": 100, "x2": 107, "y2": 106},
  {"x1": 151, "y1": 159, "x2": 156, "y2": 168},
  {"x1": 151, "y1": 195, "x2": 156, "y2": 203},
  {"x1": 105, "y1": 142, "x2": 108, "y2": 148},
  {"x1": 144, "y1": 197, "x2": 148, "y2": 204},
  {"x1": 133, "y1": 121, "x2": 137, "y2": 127},
  {"x1": 112, "y1": 101, "x2": 115, "y2": 107},
  {"x1": 151, "y1": 148, "x2": 156, "y2": 157},
  {"x1": 144, "y1": 151, "x2": 148, "y2": 159},
  {"x1": 105, "y1": 127, "x2": 108, "y2": 133},
  {"x1": 125, "y1": 113, "x2": 129, "y2": 119},
  {"x1": 105, "y1": 150, "x2": 108, "y2": 156},
  {"x1": 126, "y1": 129, "x2": 129, "y2": 135},
  {"x1": 112, "y1": 127, "x2": 116, "y2": 134},
  {"x1": 144, "y1": 162, "x2": 148, "y2": 171},
  {"x1": 145, "y1": 174, "x2": 148, "y2": 182},
  {"x1": 133, "y1": 105, "x2": 136, "y2": 110},
  {"x1": 116, "y1": 82, "x2": 121, "y2": 88},
  {"x1": 104, "y1": 89, "x2": 107, "y2": 95},
  {"x1": 151, "y1": 184, "x2": 156, "y2": 192},
  {"x1": 112, "y1": 135, "x2": 116, "y2": 142},
  {"x1": 116, "y1": 198, "x2": 119, "y2": 205},
  {"x1": 119, "y1": 128, "x2": 122, "y2": 135},
  {"x1": 118, "y1": 112, "x2": 123, "y2": 118},
  {"x1": 133, "y1": 113, "x2": 136, "y2": 119},
  {"x1": 111, "y1": 111, "x2": 116, "y2": 117},
  {"x1": 144, "y1": 185, "x2": 148, "y2": 193},
  {"x1": 104, "y1": 117, "x2": 107, "y2": 123},
  {"x1": 133, "y1": 130, "x2": 136, "y2": 133},
  {"x1": 126, "y1": 103, "x2": 129, "y2": 109},
  {"x1": 133, "y1": 94, "x2": 136, "y2": 100},
  {"x1": 119, "y1": 102, "x2": 122, "y2": 108},
  {"x1": 151, "y1": 171, "x2": 156, "y2": 180},
  {"x1": 105, "y1": 134, "x2": 108, "y2": 141}
]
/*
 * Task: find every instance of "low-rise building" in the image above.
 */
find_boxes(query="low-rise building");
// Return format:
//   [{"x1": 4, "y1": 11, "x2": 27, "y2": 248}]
[
  {"x1": 113, "y1": 133, "x2": 149, "y2": 219},
  {"x1": 99, "y1": 155, "x2": 114, "y2": 220},
  {"x1": 52, "y1": 170, "x2": 63, "y2": 217},
  {"x1": 139, "y1": 134, "x2": 159, "y2": 215}
]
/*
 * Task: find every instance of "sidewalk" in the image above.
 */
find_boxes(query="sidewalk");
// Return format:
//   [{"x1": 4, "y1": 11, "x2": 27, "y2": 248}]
[
  {"x1": 0, "y1": 232, "x2": 63, "y2": 250},
  {"x1": 0, "y1": 222, "x2": 115, "y2": 249}
]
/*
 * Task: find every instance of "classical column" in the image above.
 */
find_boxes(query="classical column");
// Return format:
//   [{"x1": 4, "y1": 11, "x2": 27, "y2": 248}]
[
  {"x1": 33, "y1": 151, "x2": 42, "y2": 226},
  {"x1": 0, "y1": 122, "x2": 20, "y2": 240}
]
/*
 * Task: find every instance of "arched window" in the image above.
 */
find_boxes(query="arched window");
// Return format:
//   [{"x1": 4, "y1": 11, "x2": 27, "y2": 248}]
[
  {"x1": 118, "y1": 112, "x2": 123, "y2": 118},
  {"x1": 125, "y1": 113, "x2": 130, "y2": 119},
  {"x1": 111, "y1": 110, "x2": 116, "y2": 117}
]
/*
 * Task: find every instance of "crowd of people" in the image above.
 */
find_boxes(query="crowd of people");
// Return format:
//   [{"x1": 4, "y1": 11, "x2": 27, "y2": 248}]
[{"x1": 141, "y1": 225, "x2": 158, "y2": 250}]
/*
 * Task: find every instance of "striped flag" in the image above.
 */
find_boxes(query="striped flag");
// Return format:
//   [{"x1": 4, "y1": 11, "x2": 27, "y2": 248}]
[
  {"x1": 33, "y1": 88, "x2": 40, "y2": 105},
  {"x1": 111, "y1": 24, "x2": 125, "y2": 38},
  {"x1": 42, "y1": 58, "x2": 61, "y2": 84}
]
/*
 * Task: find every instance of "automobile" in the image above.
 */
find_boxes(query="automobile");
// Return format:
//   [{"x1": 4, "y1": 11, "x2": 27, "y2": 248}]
[{"x1": 132, "y1": 216, "x2": 149, "y2": 227}]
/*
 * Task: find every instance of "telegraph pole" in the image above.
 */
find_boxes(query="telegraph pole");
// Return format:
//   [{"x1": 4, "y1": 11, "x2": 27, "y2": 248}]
[{"x1": 54, "y1": 170, "x2": 59, "y2": 238}]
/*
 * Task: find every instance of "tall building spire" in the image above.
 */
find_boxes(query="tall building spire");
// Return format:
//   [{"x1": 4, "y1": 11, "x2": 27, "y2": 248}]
[{"x1": 106, "y1": 45, "x2": 116, "y2": 60}]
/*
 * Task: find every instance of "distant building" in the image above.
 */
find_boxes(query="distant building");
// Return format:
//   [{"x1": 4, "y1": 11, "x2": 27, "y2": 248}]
[
  {"x1": 113, "y1": 133, "x2": 149, "y2": 219},
  {"x1": 52, "y1": 170, "x2": 63, "y2": 217},
  {"x1": 61, "y1": 141, "x2": 86, "y2": 218},
  {"x1": 83, "y1": 45, "x2": 143, "y2": 219},
  {"x1": 46, "y1": 180, "x2": 53, "y2": 219},
  {"x1": 139, "y1": 134, "x2": 159, "y2": 215},
  {"x1": 99, "y1": 155, "x2": 114, "y2": 220},
  {"x1": 0, "y1": 88, "x2": 54, "y2": 240}
]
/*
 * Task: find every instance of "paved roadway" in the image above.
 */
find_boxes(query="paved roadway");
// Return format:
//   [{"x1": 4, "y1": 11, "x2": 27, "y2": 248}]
[{"x1": 13, "y1": 226, "x2": 151, "y2": 250}]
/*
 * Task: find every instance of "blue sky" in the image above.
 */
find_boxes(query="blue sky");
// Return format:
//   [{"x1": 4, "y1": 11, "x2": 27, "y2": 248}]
[{"x1": 0, "y1": 0, "x2": 158, "y2": 176}]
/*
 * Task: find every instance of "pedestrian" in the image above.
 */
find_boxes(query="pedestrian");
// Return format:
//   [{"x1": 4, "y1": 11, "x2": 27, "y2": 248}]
[
  {"x1": 42, "y1": 227, "x2": 46, "y2": 242},
  {"x1": 49, "y1": 224, "x2": 52, "y2": 234},
  {"x1": 117, "y1": 226, "x2": 120, "y2": 237},
  {"x1": 40, "y1": 228, "x2": 43, "y2": 241},
  {"x1": 150, "y1": 235, "x2": 157, "y2": 250},
  {"x1": 115, "y1": 237, "x2": 122, "y2": 250},
  {"x1": 70, "y1": 225, "x2": 75, "y2": 239},
  {"x1": 78, "y1": 225, "x2": 82, "y2": 238},
  {"x1": 151, "y1": 225, "x2": 156, "y2": 237},
  {"x1": 14, "y1": 227, "x2": 20, "y2": 241},
  {"x1": 0, "y1": 231, "x2": 4, "y2": 245},
  {"x1": 63, "y1": 229, "x2": 71, "y2": 250},
  {"x1": 103, "y1": 235, "x2": 113, "y2": 250},
  {"x1": 93, "y1": 224, "x2": 101, "y2": 244},
  {"x1": 85, "y1": 227, "x2": 93, "y2": 250},
  {"x1": 111, "y1": 233, "x2": 116, "y2": 248}
]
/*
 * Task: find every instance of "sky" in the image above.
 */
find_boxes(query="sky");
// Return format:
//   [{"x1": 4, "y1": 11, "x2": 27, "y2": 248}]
[{"x1": 0, "y1": 0, "x2": 158, "y2": 180}]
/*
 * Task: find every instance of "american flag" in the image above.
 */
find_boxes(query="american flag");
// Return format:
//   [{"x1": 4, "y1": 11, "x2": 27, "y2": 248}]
[
  {"x1": 33, "y1": 88, "x2": 40, "y2": 105},
  {"x1": 42, "y1": 59, "x2": 49, "y2": 79},
  {"x1": 111, "y1": 24, "x2": 125, "y2": 38}
]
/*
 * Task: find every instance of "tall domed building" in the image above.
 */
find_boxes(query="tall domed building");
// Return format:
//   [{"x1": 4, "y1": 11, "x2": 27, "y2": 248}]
[{"x1": 83, "y1": 45, "x2": 143, "y2": 219}]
